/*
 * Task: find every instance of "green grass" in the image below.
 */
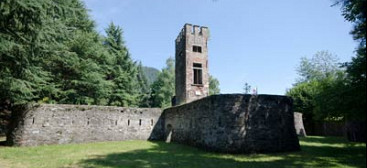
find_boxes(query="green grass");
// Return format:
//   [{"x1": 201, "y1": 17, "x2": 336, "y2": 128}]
[{"x1": 0, "y1": 136, "x2": 365, "y2": 168}]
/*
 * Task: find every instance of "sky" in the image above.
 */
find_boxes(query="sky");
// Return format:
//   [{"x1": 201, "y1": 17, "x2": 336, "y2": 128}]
[{"x1": 84, "y1": 0, "x2": 356, "y2": 95}]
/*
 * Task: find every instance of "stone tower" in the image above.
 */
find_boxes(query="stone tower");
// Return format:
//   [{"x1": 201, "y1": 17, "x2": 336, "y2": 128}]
[{"x1": 175, "y1": 24, "x2": 209, "y2": 105}]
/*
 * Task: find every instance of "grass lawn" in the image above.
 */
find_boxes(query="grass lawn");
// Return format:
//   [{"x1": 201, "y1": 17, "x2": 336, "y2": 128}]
[{"x1": 0, "y1": 136, "x2": 365, "y2": 168}]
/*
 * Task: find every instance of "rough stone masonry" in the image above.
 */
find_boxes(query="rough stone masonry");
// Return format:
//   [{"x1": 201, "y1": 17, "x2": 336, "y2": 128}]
[
  {"x1": 7, "y1": 94, "x2": 300, "y2": 153},
  {"x1": 7, "y1": 104, "x2": 164, "y2": 146},
  {"x1": 175, "y1": 24, "x2": 210, "y2": 105},
  {"x1": 163, "y1": 94, "x2": 300, "y2": 153}
]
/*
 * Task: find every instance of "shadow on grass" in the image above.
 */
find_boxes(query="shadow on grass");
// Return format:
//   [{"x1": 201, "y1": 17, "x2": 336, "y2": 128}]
[
  {"x1": 80, "y1": 138, "x2": 366, "y2": 168},
  {"x1": 299, "y1": 136, "x2": 349, "y2": 144}
]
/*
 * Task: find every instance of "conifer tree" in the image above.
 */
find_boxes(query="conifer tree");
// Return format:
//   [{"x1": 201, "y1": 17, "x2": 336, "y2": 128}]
[
  {"x1": 44, "y1": 0, "x2": 112, "y2": 105},
  {"x1": 104, "y1": 23, "x2": 139, "y2": 107},
  {"x1": 137, "y1": 62, "x2": 151, "y2": 107},
  {"x1": 151, "y1": 57, "x2": 175, "y2": 108},
  {"x1": 0, "y1": 0, "x2": 83, "y2": 104}
]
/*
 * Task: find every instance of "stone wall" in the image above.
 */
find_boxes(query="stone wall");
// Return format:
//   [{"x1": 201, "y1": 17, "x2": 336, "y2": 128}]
[
  {"x1": 163, "y1": 94, "x2": 300, "y2": 153},
  {"x1": 7, "y1": 104, "x2": 164, "y2": 146},
  {"x1": 294, "y1": 112, "x2": 306, "y2": 136},
  {"x1": 6, "y1": 94, "x2": 302, "y2": 153}
]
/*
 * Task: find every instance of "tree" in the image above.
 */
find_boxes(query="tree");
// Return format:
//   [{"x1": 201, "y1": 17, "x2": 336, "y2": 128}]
[
  {"x1": 137, "y1": 62, "x2": 152, "y2": 107},
  {"x1": 43, "y1": 0, "x2": 111, "y2": 105},
  {"x1": 297, "y1": 51, "x2": 341, "y2": 82},
  {"x1": 286, "y1": 82, "x2": 316, "y2": 113},
  {"x1": 54, "y1": 31, "x2": 113, "y2": 105},
  {"x1": 337, "y1": 0, "x2": 365, "y2": 46},
  {"x1": 142, "y1": 66, "x2": 160, "y2": 85},
  {"x1": 1, "y1": 0, "x2": 53, "y2": 104},
  {"x1": 103, "y1": 23, "x2": 139, "y2": 107},
  {"x1": 209, "y1": 75, "x2": 220, "y2": 95},
  {"x1": 151, "y1": 57, "x2": 175, "y2": 108},
  {"x1": 336, "y1": 0, "x2": 366, "y2": 121},
  {"x1": 286, "y1": 51, "x2": 346, "y2": 121},
  {"x1": 0, "y1": 0, "x2": 96, "y2": 105},
  {"x1": 0, "y1": 1, "x2": 145, "y2": 107}
]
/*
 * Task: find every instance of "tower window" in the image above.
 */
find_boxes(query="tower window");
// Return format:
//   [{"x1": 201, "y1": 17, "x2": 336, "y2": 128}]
[
  {"x1": 193, "y1": 63, "x2": 203, "y2": 85},
  {"x1": 193, "y1": 45, "x2": 202, "y2": 53}
]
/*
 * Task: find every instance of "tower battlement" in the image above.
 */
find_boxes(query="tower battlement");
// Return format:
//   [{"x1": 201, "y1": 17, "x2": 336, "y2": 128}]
[{"x1": 176, "y1": 24, "x2": 208, "y2": 44}]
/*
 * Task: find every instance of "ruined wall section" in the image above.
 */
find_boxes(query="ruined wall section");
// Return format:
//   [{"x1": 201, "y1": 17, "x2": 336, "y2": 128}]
[
  {"x1": 163, "y1": 94, "x2": 300, "y2": 153},
  {"x1": 7, "y1": 104, "x2": 164, "y2": 146},
  {"x1": 294, "y1": 112, "x2": 306, "y2": 136}
]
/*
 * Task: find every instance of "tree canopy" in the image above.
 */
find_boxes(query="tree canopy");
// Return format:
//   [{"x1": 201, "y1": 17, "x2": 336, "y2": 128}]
[
  {"x1": 150, "y1": 57, "x2": 175, "y2": 108},
  {"x1": 209, "y1": 75, "x2": 220, "y2": 95},
  {"x1": 337, "y1": 0, "x2": 366, "y2": 121},
  {"x1": 288, "y1": 0, "x2": 366, "y2": 122},
  {"x1": 1, "y1": 0, "x2": 148, "y2": 107},
  {"x1": 287, "y1": 51, "x2": 347, "y2": 121},
  {"x1": 0, "y1": 0, "x2": 221, "y2": 109}
]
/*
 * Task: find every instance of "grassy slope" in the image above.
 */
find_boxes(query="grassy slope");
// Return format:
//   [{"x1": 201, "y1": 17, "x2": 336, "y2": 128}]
[{"x1": 0, "y1": 136, "x2": 365, "y2": 168}]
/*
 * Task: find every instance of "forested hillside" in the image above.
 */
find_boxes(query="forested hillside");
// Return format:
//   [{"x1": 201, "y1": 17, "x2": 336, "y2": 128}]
[{"x1": 142, "y1": 66, "x2": 160, "y2": 85}]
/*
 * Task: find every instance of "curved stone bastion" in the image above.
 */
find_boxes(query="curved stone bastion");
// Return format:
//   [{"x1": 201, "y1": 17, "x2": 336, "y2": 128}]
[
  {"x1": 162, "y1": 94, "x2": 300, "y2": 153},
  {"x1": 6, "y1": 94, "x2": 300, "y2": 153}
]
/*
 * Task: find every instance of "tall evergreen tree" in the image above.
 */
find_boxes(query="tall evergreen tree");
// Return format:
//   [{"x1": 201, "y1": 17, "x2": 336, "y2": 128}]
[
  {"x1": 151, "y1": 57, "x2": 175, "y2": 108},
  {"x1": 0, "y1": 0, "x2": 87, "y2": 105},
  {"x1": 43, "y1": 0, "x2": 112, "y2": 105},
  {"x1": 137, "y1": 62, "x2": 151, "y2": 107},
  {"x1": 103, "y1": 23, "x2": 139, "y2": 107},
  {"x1": 0, "y1": 0, "x2": 153, "y2": 107},
  {"x1": 54, "y1": 31, "x2": 113, "y2": 105}
]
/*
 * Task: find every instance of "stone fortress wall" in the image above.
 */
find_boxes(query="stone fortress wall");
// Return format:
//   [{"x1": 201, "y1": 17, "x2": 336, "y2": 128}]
[
  {"x1": 7, "y1": 104, "x2": 164, "y2": 146},
  {"x1": 163, "y1": 94, "x2": 300, "y2": 153},
  {"x1": 294, "y1": 112, "x2": 306, "y2": 136},
  {"x1": 7, "y1": 94, "x2": 300, "y2": 154}
]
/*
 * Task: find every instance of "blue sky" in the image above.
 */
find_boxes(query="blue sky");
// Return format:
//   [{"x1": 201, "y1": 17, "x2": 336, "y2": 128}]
[{"x1": 84, "y1": 0, "x2": 356, "y2": 95}]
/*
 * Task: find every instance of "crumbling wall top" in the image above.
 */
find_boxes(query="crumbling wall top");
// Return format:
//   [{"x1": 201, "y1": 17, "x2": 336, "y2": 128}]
[{"x1": 176, "y1": 23, "x2": 208, "y2": 43}]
